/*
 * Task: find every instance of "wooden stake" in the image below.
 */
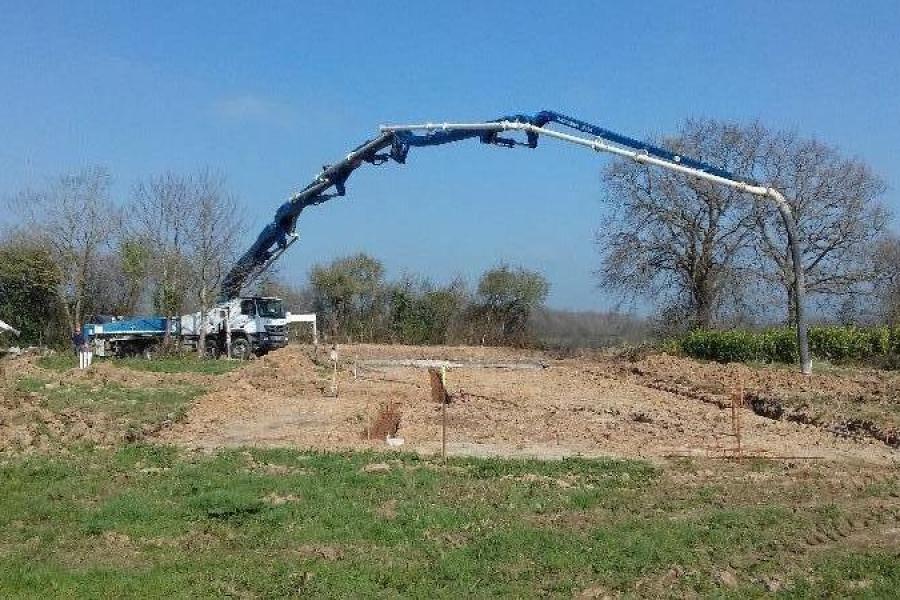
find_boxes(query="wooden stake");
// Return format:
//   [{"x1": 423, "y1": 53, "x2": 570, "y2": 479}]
[
  {"x1": 441, "y1": 366, "x2": 447, "y2": 460},
  {"x1": 366, "y1": 388, "x2": 371, "y2": 441},
  {"x1": 333, "y1": 361, "x2": 338, "y2": 397},
  {"x1": 330, "y1": 344, "x2": 339, "y2": 397},
  {"x1": 736, "y1": 379, "x2": 743, "y2": 458},
  {"x1": 730, "y1": 378, "x2": 744, "y2": 460}
]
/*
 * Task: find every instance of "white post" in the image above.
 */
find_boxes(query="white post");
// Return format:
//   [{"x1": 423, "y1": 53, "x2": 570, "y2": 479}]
[
  {"x1": 330, "y1": 344, "x2": 339, "y2": 397},
  {"x1": 225, "y1": 306, "x2": 232, "y2": 359}
]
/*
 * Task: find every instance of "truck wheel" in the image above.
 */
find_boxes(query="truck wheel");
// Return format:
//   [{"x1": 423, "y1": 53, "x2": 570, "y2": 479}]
[
  {"x1": 143, "y1": 343, "x2": 160, "y2": 360},
  {"x1": 230, "y1": 338, "x2": 251, "y2": 360}
]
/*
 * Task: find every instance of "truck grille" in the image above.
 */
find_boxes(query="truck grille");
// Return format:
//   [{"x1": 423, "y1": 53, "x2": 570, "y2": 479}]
[{"x1": 265, "y1": 325, "x2": 287, "y2": 335}]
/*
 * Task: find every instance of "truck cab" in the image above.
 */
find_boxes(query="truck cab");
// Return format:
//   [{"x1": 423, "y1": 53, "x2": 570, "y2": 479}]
[{"x1": 226, "y1": 296, "x2": 288, "y2": 358}]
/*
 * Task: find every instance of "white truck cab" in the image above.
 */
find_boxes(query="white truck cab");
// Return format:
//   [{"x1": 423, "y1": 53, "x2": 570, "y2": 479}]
[
  {"x1": 180, "y1": 296, "x2": 288, "y2": 359},
  {"x1": 226, "y1": 296, "x2": 288, "y2": 358}
]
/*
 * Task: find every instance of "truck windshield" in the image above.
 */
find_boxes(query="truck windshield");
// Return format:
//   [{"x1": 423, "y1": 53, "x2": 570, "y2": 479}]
[{"x1": 256, "y1": 299, "x2": 285, "y2": 319}]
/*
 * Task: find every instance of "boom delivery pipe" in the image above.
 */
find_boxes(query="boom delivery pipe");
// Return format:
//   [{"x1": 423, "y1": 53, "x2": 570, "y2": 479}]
[
  {"x1": 222, "y1": 110, "x2": 812, "y2": 374},
  {"x1": 219, "y1": 133, "x2": 396, "y2": 299}
]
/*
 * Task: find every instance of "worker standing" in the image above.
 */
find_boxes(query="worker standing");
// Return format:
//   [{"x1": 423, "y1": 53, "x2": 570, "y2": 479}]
[{"x1": 72, "y1": 326, "x2": 92, "y2": 369}]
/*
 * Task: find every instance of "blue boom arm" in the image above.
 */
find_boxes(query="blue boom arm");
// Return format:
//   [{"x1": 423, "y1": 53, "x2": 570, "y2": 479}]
[{"x1": 220, "y1": 110, "x2": 746, "y2": 299}]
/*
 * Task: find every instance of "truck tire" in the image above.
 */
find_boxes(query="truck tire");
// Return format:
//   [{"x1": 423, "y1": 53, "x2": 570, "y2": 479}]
[
  {"x1": 230, "y1": 338, "x2": 251, "y2": 360},
  {"x1": 204, "y1": 342, "x2": 219, "y2": 359},
  {"x1": 142, "y1": 343, "x2": 160, "y2": 360}
]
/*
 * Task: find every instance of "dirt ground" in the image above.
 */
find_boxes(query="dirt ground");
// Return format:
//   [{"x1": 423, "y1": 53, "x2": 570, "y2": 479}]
[
  {"x1": 161, "y1": 344, "x2": 900, "y2": 465},
  {"x1": 588, "y1": 352, "x2": 900, "y2": 447}
]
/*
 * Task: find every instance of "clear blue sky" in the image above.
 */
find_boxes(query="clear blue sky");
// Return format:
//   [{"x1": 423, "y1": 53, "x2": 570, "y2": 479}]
[{"x1": 1, "y1": 1, "x2": 897, "y2": 310}]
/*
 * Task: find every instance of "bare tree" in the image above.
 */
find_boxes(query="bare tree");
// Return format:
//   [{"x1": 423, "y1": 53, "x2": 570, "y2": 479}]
[
  {"x1": 872, "y1": 234, "x2": 900, "y2": 325},
  {"x1": 597, "y1": 119, "x2": 890, "y2": 328},
  {"x1": 187, "y1": 171, "x2": 240, "y2": 356},
  {"x1": 597, "y1": 120, "x2": 761, "y2": 329},
  {"x1": 8, "y1": 167, "x2": 121, "y2": 331},
  {"x1": 131, "y1": 172, "x2": 195, "y2": 346},
  {"x1": 131, "y1": 170, "x2": 240, "y2": 352},
  {"x1": 259, "y1": 275, "x2": 316, "y2": 312},
  {"x1": 752, "y1": 131, "x2": 889, "y2": 320}
]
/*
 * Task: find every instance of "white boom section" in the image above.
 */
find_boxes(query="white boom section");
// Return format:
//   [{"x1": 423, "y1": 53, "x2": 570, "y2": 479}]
[
  {"x1": 383, "y1": 120, "x2": 778, "y2": 201},
  {"x1": 381, "y1": 120, "x2": 812, "y2": 374}
]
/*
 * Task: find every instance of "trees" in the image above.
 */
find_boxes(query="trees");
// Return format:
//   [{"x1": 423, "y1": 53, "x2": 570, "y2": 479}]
[
  {"x1": 421, "y1": 277, "x2": 469, "y2": 344},
  {"x1": 0, "y1": 239, "x2": 65, "y2": 345},
  {"x1": 79, "y1": 237, "x2": 152, "y2": 317},
  {"x1": 309, "y1": 253, "x2": 387, "y2": 341},
  {"x1": 257, "y1": 275, "x2": 315, "y2": 312},
  {"x1": 130, "y1": 170, "x2": 240, "y2": 352},
  {"x1": 597, "y1": 120, "x2": 762, "y2": 329},
  {"x1": 388, "y1": 276, "x2": 468, "y2": 345},
  {"x1": 596, "y1": 119, "x2": 890, "y2": 328},
  {"x1": 474, "y1": 265, "x2": 549, "y2": 346},
  {"x1": 873, "y1": 235, "x2": 900, "y2": 325},
  {"x1": 751, "y1": 130, "x2": 889, "y2": 320},
  {"x1": 306, "y1": 255, "x2": 549, "y2": 346},
  {"x1": 116, "y1": 238, "x2": 152, "y2": 316},
  {"x1": 9, "y1": 167, "x2": 121, "y2": 331},
  {"x1": 185, "y1": 172, "x2": 240, "y2": 355},
  {"x1": 131, "y1": 173, "x2": 195, "y2": 335}
]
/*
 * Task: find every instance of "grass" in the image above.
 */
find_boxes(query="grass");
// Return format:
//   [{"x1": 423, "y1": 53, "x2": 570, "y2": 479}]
[
  {"x1": 0, "y1": 445, "x2": 897, "y2": 598},
  {"x1": 113, "y1": 356, "x2": 241, "y2": 375},
  {"x1": 38, "y1": 353, "x2": 242, "y2": 375},
  {"x1": 12, "y1": 376, "x2": 204, "y2": 449},
  {"x1": 36, "y1": 353, "x2": 79, "y2": 371},
  {"x1": 18, "y1": 377, "x2": 203, "y2": 431}
]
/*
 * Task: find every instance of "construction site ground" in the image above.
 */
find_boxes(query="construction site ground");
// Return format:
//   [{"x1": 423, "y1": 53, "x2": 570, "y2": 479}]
[
  {"x1": 151, "y1": 344, "x2": 900, "y2": 465},
  {"x1": 3, "y1": 344, "x2": 899, "y2": 597},
  {"x1": 3, "y1": 343, "x2": 898, "y2": 464}
]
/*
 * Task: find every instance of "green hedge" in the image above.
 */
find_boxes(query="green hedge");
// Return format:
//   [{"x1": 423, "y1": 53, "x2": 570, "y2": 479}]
[{"x1": 678, "y1": 325, "x2": 900, "y2": 364}]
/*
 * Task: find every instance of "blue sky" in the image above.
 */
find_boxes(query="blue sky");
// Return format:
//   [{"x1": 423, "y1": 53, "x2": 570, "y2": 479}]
[{"x1": 1, "y1": 1, "x2": 898, "y2": 310}]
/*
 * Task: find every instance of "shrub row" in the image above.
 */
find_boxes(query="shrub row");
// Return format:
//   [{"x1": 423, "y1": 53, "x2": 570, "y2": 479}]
[{"x1": 678, "y1": 325, "x2": 900, "y2": 364}]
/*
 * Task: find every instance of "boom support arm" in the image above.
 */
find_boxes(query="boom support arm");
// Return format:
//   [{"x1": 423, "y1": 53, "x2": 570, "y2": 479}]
[{"x1": 220, "y1": 110, "x2": 812, "y2": 374}]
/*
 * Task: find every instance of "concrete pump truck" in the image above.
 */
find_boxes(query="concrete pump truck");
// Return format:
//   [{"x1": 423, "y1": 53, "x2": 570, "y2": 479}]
[{"x1": 85, "y1": 109, "x2": 811, "y2": 372}]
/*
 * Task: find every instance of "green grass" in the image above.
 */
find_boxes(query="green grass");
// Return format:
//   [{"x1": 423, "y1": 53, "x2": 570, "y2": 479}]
[
  {"x1": 0, "y1": 446, "x2": 897, "y2": 598},
  {"x1": 113, "y1": 356, "x2": 241, "y2": 375},
  {"x1": 38, "y1": 353, "x2": 241, "y2": 375},
  {"x1": 36, "y1": 353, "x2": 79, "y2": 371},
  {"x1": 17, "y1": 377, "x2": 203, "y2": 434}
]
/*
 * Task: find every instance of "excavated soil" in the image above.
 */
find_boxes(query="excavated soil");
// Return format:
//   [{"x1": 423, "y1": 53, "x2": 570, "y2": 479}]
[
  {"x1": 162, "y1": 345, "x2": 899, "y2": 464},
  {"x1": 0, "y1": 356, "x2": 115, "y2": 451},
  {"x1": 0, "y1": 354, "x2": 215, "y2": 453},
  {"x1": 588, "y1": 353, "x2": 900, "y2": 447}
]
